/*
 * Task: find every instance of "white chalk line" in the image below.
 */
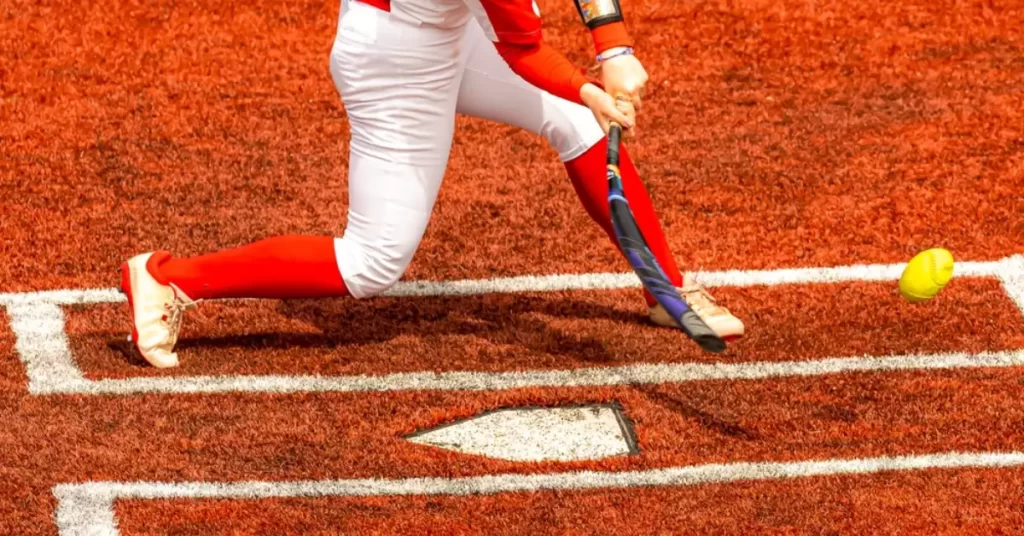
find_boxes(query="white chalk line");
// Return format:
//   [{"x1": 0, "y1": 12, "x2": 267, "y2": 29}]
[
  {"x1": 53, "y1": 450, "x2": 1024, "y2": 535},
  {"x1": 38, "y1": 349, "x2": 1024, "y2": 396},
  {"x1": 2, "y1": 255, "x2": 1022, "y2": 395},
  {"x1": 999, "y1": 255, "x2": 1024, "y2": 315},
  {"x1": 0, "y1": 257, "x2": 1014, "y2": 306},
  {"x1": 7, "y1": 302, "x2": 87, "y2": 389}
]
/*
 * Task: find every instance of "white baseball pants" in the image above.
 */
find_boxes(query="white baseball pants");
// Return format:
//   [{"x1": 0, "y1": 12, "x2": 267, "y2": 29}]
[{"x1": 329, "y1": 0, "x2": 603, "y2": 298}]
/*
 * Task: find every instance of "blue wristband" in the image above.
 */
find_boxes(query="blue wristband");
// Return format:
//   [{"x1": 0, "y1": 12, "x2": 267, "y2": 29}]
[{"x1": 596, "y1": 46, "x2": 634, "y2": 63}]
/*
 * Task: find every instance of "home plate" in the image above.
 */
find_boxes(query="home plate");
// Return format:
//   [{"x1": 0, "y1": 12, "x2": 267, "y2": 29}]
[{"x1": 406, "y1": 404, "x2": 639, "y2": 462}]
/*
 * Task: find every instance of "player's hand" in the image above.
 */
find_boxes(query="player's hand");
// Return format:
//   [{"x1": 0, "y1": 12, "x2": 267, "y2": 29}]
[
  {"x1": 597, "y1": 51, "x2": 648, "y2": 110},
  {"x1": 580, "y1": 83, "x2": 635, "y2": 135}
]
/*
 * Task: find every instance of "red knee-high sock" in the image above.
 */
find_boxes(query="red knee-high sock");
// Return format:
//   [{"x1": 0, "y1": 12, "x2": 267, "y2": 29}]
[
  {"x1": 564, "y1": 140, "x2": 683, "y2": 306},
  {"x1": 149, "y1": 235, "x2": 349, "y2": 300}
]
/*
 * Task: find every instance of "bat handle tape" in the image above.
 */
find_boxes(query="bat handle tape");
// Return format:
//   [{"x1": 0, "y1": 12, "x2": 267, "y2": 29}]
[{"x1": 607, "y1": 122, "x2": 622, "y2": 166}]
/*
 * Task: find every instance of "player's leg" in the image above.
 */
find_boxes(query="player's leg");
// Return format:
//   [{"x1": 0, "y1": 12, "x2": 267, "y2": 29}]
[
  {"x1": 121, "y1": 0, "x2": 466, "y2": 367},
  {"x1": 454, "y1": 20, "x2": 742, "y2": 338},
  {"x1": 454, "y1": 22, "x2": 680, "y2": 297},
  {"x1": 146, "y1": 152, "x2": 448, "y2": 303}
]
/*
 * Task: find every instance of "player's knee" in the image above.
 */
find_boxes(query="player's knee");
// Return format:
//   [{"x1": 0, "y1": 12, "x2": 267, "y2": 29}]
[
  {"x1": 356, "y1": 253, "x2": 409, "y2": 297},
  {"x1": 335, "y1": 238, "x2": 415, "y2": 298}
]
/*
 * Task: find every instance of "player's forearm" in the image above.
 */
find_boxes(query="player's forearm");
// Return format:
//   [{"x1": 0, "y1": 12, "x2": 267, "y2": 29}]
[
  {"x1": 591, "y1": 22, "x2": 632, "y2": 54},
  {"x1": 494, "y1": 41, "x2": 591, "y2": 104}
]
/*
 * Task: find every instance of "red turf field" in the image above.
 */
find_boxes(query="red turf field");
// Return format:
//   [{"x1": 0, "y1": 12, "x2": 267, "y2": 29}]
[{"x1": 2, "y1": 0, "x2": 1024, "y2": 533}]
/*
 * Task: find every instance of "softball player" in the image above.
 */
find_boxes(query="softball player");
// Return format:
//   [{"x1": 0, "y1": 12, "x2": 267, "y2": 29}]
[{"x1": 121, "y1": 0, "x2": 743, "y2": 367}]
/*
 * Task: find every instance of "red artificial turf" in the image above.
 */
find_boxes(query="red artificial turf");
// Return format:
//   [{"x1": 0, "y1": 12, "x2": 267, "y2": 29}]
[{"x1": 1, "y1": 0, "x2": 1022, "y2": 532}]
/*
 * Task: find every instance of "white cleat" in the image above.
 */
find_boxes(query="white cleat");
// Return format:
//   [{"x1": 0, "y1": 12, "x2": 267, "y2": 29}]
[
  {"x1": 649, "y1": 277, "x2": 744, "y2": 341},
  {"x1": 120, "y1": 252, "x2": 196, "y2": 368}
]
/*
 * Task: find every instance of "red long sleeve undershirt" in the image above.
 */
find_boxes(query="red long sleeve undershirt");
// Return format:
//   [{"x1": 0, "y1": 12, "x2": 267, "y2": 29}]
[
  {"x1": 494, "y1": 41, "x2": 592, "y2": 104},
  {"x1": 493, "y1": 21, "x2": 634, "y2": 106},
  {"x1": 592, "y1": 22, "x2": 633, "y2": 54}
]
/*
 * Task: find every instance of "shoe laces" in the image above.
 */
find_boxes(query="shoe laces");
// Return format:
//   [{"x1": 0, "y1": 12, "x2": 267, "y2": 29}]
[
  {"x1": 161, "y1": 284, "x2": 197, "y2": 333},
  {"x1": 679, "y1": 284, "x2": 726, "y2": 316}
]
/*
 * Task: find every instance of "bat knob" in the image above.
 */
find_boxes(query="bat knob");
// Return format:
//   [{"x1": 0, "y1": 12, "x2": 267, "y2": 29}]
[{"x1": 679, "y1": 310, "x2": 727, "y2": 353}]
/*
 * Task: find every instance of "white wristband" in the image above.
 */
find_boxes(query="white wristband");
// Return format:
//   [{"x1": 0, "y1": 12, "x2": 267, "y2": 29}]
[{"x1": 597, "y1": 46, "x2": 634, "y2": 63}]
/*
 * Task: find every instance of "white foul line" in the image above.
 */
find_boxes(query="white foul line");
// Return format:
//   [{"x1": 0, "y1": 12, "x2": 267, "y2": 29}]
[
  {"x1": 1, "y1": 255, "x2": 1021, "y2": 395},
  {"x1": 53, "y1": 450, "x2": 1024, "y2": 536}
]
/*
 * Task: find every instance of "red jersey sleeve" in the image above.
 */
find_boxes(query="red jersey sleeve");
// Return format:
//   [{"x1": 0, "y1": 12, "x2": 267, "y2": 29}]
[
  {"x1": 494, "y1": 41, "x2": 591, "y2": 104},
  {"x1": 466, "y1": 0, "x2": 591, "y2": 104},
  {"x1": 591, "y1": 21, "x2": 633, "y2": 53}
]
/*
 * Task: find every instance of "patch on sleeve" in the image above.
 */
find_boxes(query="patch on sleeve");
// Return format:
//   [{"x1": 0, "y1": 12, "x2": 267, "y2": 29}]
[{"x1": 575, "y1": 0, "x2": 623, "y2": 28}]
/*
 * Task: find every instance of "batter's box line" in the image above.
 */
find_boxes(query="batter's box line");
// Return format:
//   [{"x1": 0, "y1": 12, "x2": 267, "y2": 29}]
[
  {"x1": 2, "y1": 256, "x2": 1022, "y2": 396},
  {"x1": 53, "y1": 450, "x2": 1024, "y2": 536}
]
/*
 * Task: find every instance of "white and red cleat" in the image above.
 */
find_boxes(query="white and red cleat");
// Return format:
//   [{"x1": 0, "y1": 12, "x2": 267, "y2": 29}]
[
  {"x1": 649, "y1": 276, "x2": 744, "y2": 341},
  {"x1": 120, "y1": 252, "x2": 196, "y2": 368}
]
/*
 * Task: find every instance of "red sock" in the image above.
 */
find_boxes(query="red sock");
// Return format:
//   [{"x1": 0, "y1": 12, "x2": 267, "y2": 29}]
[
  {"x1": 564, "y1": 140, "x2": 683, "y2": 306},
  {"x1": 150, "y1": 235, "x2": 349, "y2": 300}
]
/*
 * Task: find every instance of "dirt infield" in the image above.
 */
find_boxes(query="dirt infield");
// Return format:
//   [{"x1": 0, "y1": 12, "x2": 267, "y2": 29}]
[{"x1": 2, "y1": 0, "x2": 1023, "y2": 533}]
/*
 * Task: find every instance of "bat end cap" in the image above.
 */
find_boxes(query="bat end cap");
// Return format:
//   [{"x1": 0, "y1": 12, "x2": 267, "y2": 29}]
[{"x1": 693, "y1": 334, "x2": 727, "y2": 353}]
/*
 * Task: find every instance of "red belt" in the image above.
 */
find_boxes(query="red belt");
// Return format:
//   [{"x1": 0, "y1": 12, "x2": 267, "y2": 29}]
[{"x1": 356, "y1": 0, "x2": 390, "y2": 11}]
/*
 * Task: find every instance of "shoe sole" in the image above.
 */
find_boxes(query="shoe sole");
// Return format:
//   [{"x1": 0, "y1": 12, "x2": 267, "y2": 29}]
[
  {"x1": 651, "y1": 311, "x2": 744, "y2": 343},
  {"x1": 119, "y1": 262, "x2": 140, "y2": 349}
]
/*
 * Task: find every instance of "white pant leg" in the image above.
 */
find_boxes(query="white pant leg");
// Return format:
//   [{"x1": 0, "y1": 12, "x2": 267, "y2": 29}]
[
  {"x1": 329, "y1": 1, "x2": 466, "y2": 298},
  {"x1": 455, "y1": 19, "x2": 604, "y2": 162}
]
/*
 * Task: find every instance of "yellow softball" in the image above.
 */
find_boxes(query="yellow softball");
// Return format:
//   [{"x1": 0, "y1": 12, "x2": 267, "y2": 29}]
[{"x1": 899, "y1": 248, "x2": 955, "y2": 303}]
